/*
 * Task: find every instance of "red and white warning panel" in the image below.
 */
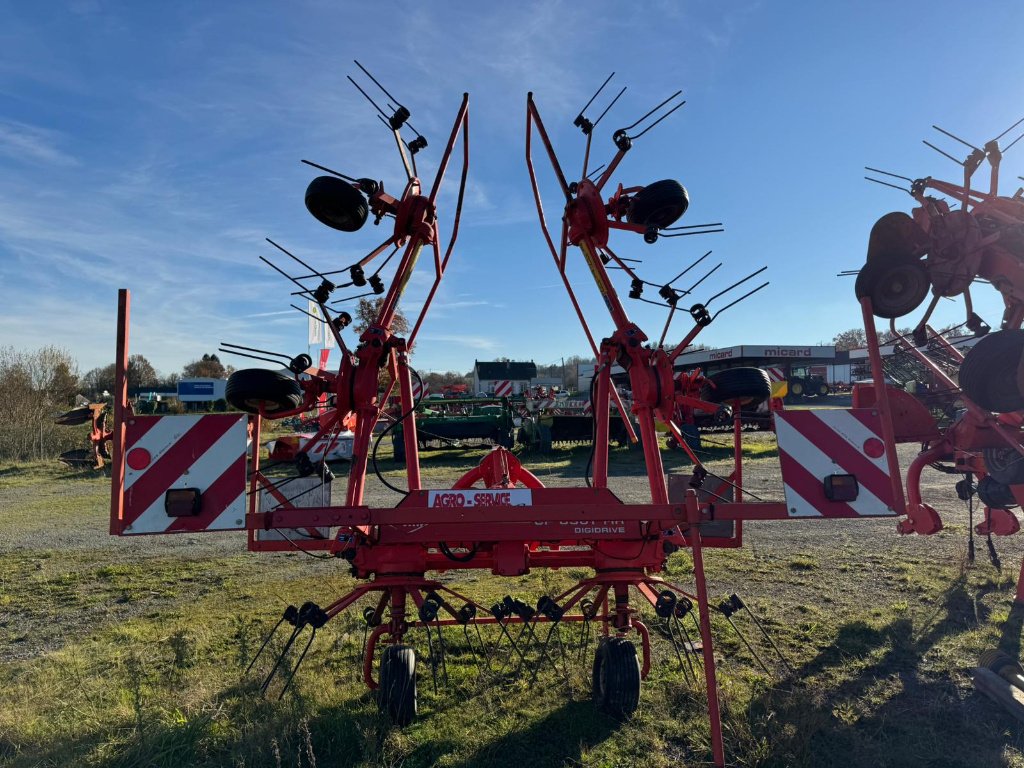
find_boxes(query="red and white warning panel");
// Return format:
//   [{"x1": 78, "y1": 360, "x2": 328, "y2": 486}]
[
  {"x1": 115, "y1": 414, "x2": 248, "y2": 535},
  {"x1": 775, "y1": 409, "x2": 898, "y2": 518}
]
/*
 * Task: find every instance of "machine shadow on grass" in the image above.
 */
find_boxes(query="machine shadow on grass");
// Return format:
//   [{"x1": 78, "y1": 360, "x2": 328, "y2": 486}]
[{"x1": 744, "y1": 577, "x2": 1023, "y2": 768}]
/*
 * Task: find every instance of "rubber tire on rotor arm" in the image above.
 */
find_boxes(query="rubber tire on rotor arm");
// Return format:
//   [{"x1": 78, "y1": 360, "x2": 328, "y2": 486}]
[
  {"x1": 854, "y1": 257, "x2": 931, "y2": 319},
  {"x1": 225, "y1": 369, "x2": 304, "y2": 414},
  {"x1": 305, "y1": 175, "x2": 369, "y2": 232},
  {"x1": 700, "y1": 367, "x2": 772, "y2": 407},
  {"x1": 626, "y1": 179, "x2": 690, "y2": 230},
  {"x1": 977, "y1": 476, "x2": 1018, "y2": 510},
  {"x1": 983, "y1": 447, "x2": 1024, "y2": 485},
  {"x1": 958, "y1": 329, "x2": 1024, "y2": 413},
  {"x1": 592, "y1": 637, "x2": 641, "y2": 717},
  {"x1": 378, "y1": 645, "x2": 417, "y2": 727}
]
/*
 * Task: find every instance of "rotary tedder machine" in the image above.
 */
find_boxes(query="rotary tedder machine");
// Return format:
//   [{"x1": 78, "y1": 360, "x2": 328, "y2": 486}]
[{"x1": 105, "y1": 68, "x2": 1023, "y2": 765}]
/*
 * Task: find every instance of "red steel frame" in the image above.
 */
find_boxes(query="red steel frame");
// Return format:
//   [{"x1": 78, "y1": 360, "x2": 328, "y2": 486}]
[
  {"x1": 857, "y1": 134, "x2": 1024, "y2": 600},
  {"x1": 108, "y1": 88, "x2": 915, "y2": 768}
]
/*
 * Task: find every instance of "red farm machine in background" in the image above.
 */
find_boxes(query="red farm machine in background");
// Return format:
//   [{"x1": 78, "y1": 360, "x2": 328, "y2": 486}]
[
  {"x1": 856, "y1": 118, "x2": 1024, "y2": 588},
  {"x1": 105, "y1": 69, "x2": 957, "y2": 767}
]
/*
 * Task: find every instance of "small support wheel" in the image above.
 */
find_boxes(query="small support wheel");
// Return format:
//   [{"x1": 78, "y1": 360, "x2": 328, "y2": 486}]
[
  {"x1": 700, "y1": 367, "x2": 771, "y2": 407},
  {"x1": 983, "y1": 447, "x2": 1024, "y2": 485},
  {"x1": 959, "y1": 329, "x2": 1024, "y2": 413},
  {"x1": 378, "y1": 644, "x2": 417, "y2": 727},
  {"x1": 626, "y1": 179, "x2": 689, "y2": 230},
  {"x1": 854, "y1": 258, "x2": 930, "y2": 319},
  {"x1": 305, "y1": 176, "x2": 368, "y2": 232},
  {"x1": 225, "y1": 369, "x2": 303, "y2": 414},
  {"x1": 592, "y1": 637, "x2": 641, "y2": 717}
]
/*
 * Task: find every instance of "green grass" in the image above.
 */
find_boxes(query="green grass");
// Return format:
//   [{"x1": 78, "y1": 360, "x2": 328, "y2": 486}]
[{"x1": 2, "y1": 455, "x2": 1024, "y2": 767}]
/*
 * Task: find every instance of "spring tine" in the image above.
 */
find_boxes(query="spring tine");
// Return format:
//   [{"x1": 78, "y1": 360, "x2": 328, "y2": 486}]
[
  {"x1": 260, "y1": 256, "x2": 315, "y2": 299},
  {"x1": 724, "y1": 614, "x2": 772, "y2": 675},
  {"x1": 245, "y1": 615, "x2": 287, "y2": 675},
  {"x1": 865, "y1": 176, "x2": 912, "y2": 194},
  {"x1": 436, "y1": 620, "x2": 449, "y2": 684},
  {"x1": 994, "y1": 115, "x2": 1024, "y2": 142},
  {"x1": 665, "y1": 617, "x2": 690, "y2": 683},
  {"x1": 220, "y1": 341, "x2": 291, "y2": 359},
  {"x1": 932, "y1": 124, "x2": 981, "y2": 152},
  {"x1": 705, "y1": 266, "x2": 768, "y2": 307},
  {"x1": 1003, "y1": 131, "x2": 1024, "y2": 153},
  {"x1": 593, "y1": 86, "x2": 627, "y2": 131},
  {"x1": 576, "y1": 71, "x2": 615, "y2": 122},
  {"x1": 712, "y1": 281, "x2": 770, "y2": 318},
  {"x1": 621, "y1": 90, "x2": 683, "y2": 132},
  {"x1": 922, "y1": 139, "x2": 965, "y2": 166},
  {"x1": 301, "y1": 159, "x2": 359, "y2": 184},
  {"x1": 664, "y1": 222, "x2": 725, "y2": 231},
  {"x1": 675, "y1": 615, "x2": 702, "y2": 675},
  {"x1": 353, "y1": 59, "x2": 405, "y2": 114},
  {"x1": 346, "y1": 74, "x2": 390, "y2": 122},
  {"x1": 864, "y1": 165, "x2": 914, "y2": 183},
  {"x1": 586, "y1": 163, "x2": 606, "y2": 180},
  {"x1": 290, "y1": 303, "x2": 325, "y2": 322},
  {"x1": 660, "y1": 226, "x2": 725, "y2": 238},
  {"x1": 739, "y1": 599, "x2": 795, "y2": 675},
  {"x1": 424, "y1": 623, "x2": 438, "y2": 694},
  {"x1": 684, "y1": 260, "x2": 724, "y2": 292},
  {"x1": 266, "y1": 238, "x2": 330, "y2": 283},
  {"x1": 278, "y1": 627, "x2": 317, "y2": 700},
  {"x1": 259, "y1": 625, "x2": 303, "y2": 695},
  {"x1": 219, "y1": 348, "x2": 287, "y2": 366}
]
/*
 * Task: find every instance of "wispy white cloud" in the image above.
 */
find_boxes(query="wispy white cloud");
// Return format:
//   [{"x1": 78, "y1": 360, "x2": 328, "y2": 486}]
[
  {"x1": 0, "y1": 120, "x2": 77, "y2": 166},
  {"x1": 418, "y1": 333, "x2": 499, "y2": 352}
]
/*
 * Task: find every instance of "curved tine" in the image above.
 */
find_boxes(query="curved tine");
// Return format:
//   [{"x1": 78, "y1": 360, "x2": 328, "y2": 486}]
[
  {"x1": 620, "y1": 90, "x2": 682, "y2": 132},
  {"x1": 667, "y1": 251, "x2": 711, "y2": 287},
  {"x1": 266, "y1": 238, "x2": 330, "y2": 283},
  {"x1": 994, "y1": 115, "x2": 1024, "y2": 142},
  {"x1": 864, "y1": 166, "x2": 914, "y2": 183},
  {"x1": 663, "y1": 222, "x2": 724, "y2": 231},
  {"x1": 592, "y1": 86, "x2": 627, "y2": 131},
  {"x1": 932, "y1": 124, "x2": 981, "y2": 152},
  {"x1": 260, "y1": 256, "x2": 315, "y2": 299},
  {"x1": 630, "y1": 98, "x2": 686, "y2": 141},
  {"x1": 576, "y1": 72, "x2": 615, "y2": 121},
  {"x1": 711, "y1": 282, "x2": 769, "y2": 320},
  {"x1": 684, "y1": 263, "x2": 722, "y2": 294},
  {"x1": 865, "y1": 176, "x2": 912, "y2": 194},
  {"x1": 705, "y1": 265, "x2": 768, "y2": 307},
  {"x1": 354, "y1": 60, "x2": 406, "y2": 115},
  {"x1": 220, "y1": 341, "x2": 290, "y2": 359},
  {"x1": 220, "y1": 348, "x2": 287, "y2": 366},
  {"x1": 301, "y1": 159, "x2": 359, "y2": 184},
  {"x1": 660, "y1": 226, "x2": 724, "y2": 238},
  {"x1": 346, "y1": 74, "x2": 389, "y2": 122}
]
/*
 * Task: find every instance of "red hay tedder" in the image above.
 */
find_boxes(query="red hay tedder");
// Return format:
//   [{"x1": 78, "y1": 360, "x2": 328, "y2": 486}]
[{"x1": 104, "y1": 67, "x2": 1024, "y2": 765}]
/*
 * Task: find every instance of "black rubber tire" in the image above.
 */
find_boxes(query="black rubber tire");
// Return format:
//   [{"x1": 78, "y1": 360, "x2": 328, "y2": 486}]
[
  {"x1": 305, "y1": 176, "x2": 368, "y2": 232},
  {"x1": 626, "y1": 180, "x2": 689, "y2": 230},
  {"x1": 984, "y1": 447, "x2": 1024, "y2": 485},
  {"x1": 866, "y1": 211, "x2": 928, "y2": 263},
  {"x1": 54, "y1": 405, "x2": 93, "y2": 426},
  {"x1": 959, "y1": 330, "x2": 1024, "y2": 413},
  {"x1": 788, "y1": 378, "x2": 805, "y2": 398},
  {"x1": 592, "y1": 637, "x2": 641, "y2": 717},
  {"x1": 816, "y1": 381, "x2": 830, "y2": 397},
  {"x1": 378, "y1": 644, "x2": 417, "y2": 727},
  {"x1": 854, "y1": 258, "x2": 930, "y2": 319},
  {"x1": 701, "y1": 368, "x2": 771, "y2": 407},
  {"x1": 225, "y1": 369, "x2": 303, "y2": 414},
  {"x1": 977, "y1": 476, "x2": 1018, "y2": 510}
]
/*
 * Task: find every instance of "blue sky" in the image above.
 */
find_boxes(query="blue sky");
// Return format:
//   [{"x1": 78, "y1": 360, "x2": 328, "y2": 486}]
[{"x1": 1, "y1": 1, "x2": 1022, "y2": 379}]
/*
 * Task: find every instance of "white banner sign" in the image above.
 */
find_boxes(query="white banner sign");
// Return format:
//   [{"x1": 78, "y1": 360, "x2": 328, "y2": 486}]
[{"x1": 308, "y1": 300, "x2": 323, "y2": 345}]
